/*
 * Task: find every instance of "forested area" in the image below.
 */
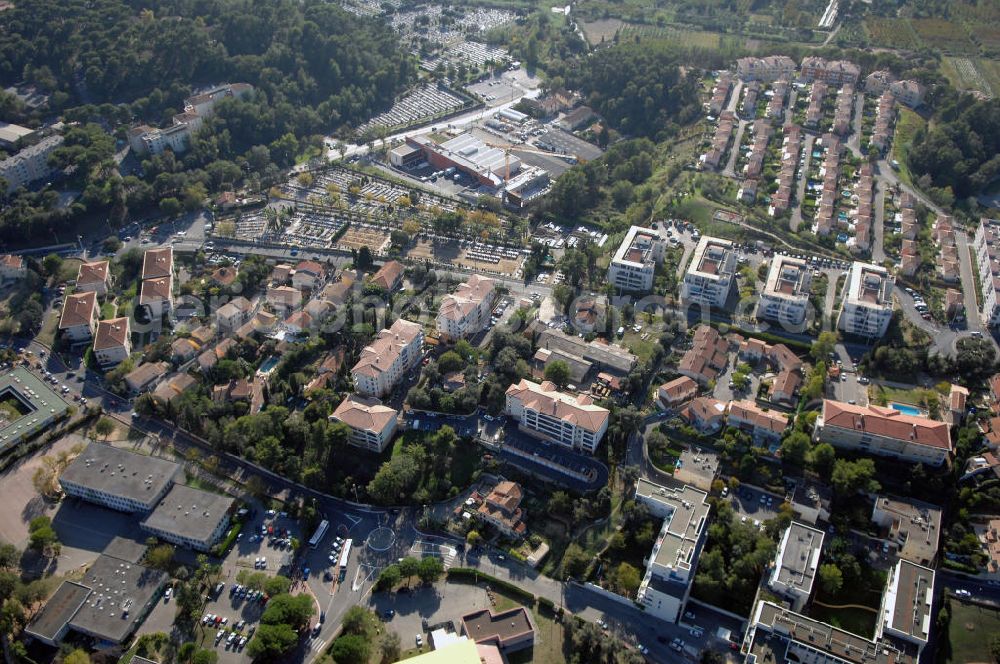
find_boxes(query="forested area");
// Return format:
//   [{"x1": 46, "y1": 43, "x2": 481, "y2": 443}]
[
  {"x1": 550, "y1": 40, "x2": 701, "y2": 140},
  {"x1": 0, "y1": 0, "x2": 414, "y2": 129},
  {"x1": 908, "y1": 95, "x2": 1000, "y2": 201}
]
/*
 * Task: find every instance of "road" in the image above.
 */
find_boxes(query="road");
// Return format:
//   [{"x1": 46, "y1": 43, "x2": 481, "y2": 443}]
[
  {"x1": 955, "y1": 231, "x2": 985, "y2": 334},
  {"x1": 846, "y1": 92, "x2": 864, "y2": 158},
  {"x1": 872, "y1": 179, "x2": 886, "y2": 263},
  {"x1": 723, "y1": 120, "x2": 747, "y2": 178},
  {"x1": 790, "y1": 134, "x2": 815, "y2": 232}
]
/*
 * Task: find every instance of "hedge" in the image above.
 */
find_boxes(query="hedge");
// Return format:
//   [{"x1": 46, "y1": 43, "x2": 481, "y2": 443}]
[
  {"x1": 709, "y1": 322, "x2": 812, "y2": 353},
  {"x1": 446, "y1": 568, "x2": 535, "y2": 605},
  {"x1": 537, "y1": 597, "x2": 555, "y2": 614},
  {"x1": 212, "y1": 521, "x2": 242, "y2": 557}
]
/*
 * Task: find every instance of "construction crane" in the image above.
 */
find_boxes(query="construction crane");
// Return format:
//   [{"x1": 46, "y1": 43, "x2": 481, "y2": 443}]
[{"x1": 484, "y1": 141, "x2": 586, "y2": 182}]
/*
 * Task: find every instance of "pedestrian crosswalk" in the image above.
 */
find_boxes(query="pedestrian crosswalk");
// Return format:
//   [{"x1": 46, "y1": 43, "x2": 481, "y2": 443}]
[{"x1": 311, "y1": 638, "x2": 327, "y2": 653}]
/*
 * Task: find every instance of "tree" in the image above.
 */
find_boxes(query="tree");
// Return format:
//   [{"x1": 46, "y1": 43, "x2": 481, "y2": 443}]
[
  {"x1": 42, "y1": 253, "x2": 63, "y2": 278},
  {"x1": 466, "y1": 530, "x2": 483, "y2": 547},
  {"x1": 159, "y1": 197, "x2": 183, "y2": 217},
  {"x1": 831, "y1": 458, "x2": 880, "y2": 496},
  {"x1": 615, "y1": 562, "x2": 641, "y2": 595},
  {"x1": 811, "y1": 331, "x2": 838, "y2": 363},
  {"x1": 247, "y1": 623, "x2": 299, "y2": 660},
  {"x1": 818, "y1": 563, "x2": 843, "y2": 595},
  {"x1": 543, "y1": 360, "x2": 571, "y2": 389},
  {"x1": 808, "y1": 442, "x2": 836, "y2": 478},
  {"x1": 375, "y1": 564, "x2": 401, "y2": 591},
  {"x1": 562, "y1": 543, "x2": 589, "y2": 578},
  {"x1": 340, "y1": 606, "x2": 371, "y2": 635},
  {"x1": 417, "y1": 556, "x2": 444, "y2": 584},
  {"x1": 357, "y1": 246, "x2": 374, "y2": 271},
  {"x1": 63, "y1": 650, "x2": 91, "y2": 664},
  {"x1": 191, "y1": 651, "x2": 218, "y2": 664},
  {"x1": 779, "y1": 431, "x2": 811, "y2": 467},
  {"x1": 28, "y1": 516, "x2": 59, "y2": 557},
  {"x1": 93, "y1": 416, "x2": 114, "y2": 440},
  {"x1": 380, "y1": 631, "x2": 402, "y2": 663},
  {"x1": 398, "y1": 557, "x2": 419, "y2": 586},
  {"x1": 438, "y1": 350, "x2": 464, "y2": 374},
  {"x1": 145, "y1": 544, "x2": 174, "y2": 571},
  {"x1": 261, "y1": 593, "x2": 314, "y2": 630},
  {"x1": 330, "y1": 634, "x2": 370, "y2": 664}
]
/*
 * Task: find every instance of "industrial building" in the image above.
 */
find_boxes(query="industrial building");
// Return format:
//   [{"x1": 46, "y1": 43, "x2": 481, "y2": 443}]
[
  {"x1": 406, "y1": 133, "x2": 519, "y2": 186},
  {"x1": 58, "y1": 443, "x2": 181, "y2": 513}
]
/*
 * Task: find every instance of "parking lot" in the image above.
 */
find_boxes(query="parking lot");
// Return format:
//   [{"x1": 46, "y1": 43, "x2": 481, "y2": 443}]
[
  {"x1": 728, "y1": 485, "x2": 783, "y2": 526},
  {"x1": 672, "y1": 446, "x2": 720, "y2": 492}
]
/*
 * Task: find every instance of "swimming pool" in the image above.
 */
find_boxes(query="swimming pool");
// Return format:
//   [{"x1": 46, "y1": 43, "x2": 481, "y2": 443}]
[
  {"x1": 891, "y1": 402, "x2": 922, "y2": 417},
  {"x1": 257, "y1": 355, "x2": 279, "y2": 376}
]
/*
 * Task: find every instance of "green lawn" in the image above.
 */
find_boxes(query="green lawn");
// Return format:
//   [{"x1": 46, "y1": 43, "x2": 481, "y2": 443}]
[
  {"x1": 890, "y1": 107, "x2": 926, "y2": 188},
  {"x1": 938, "y1": 600, "x2": 1000, "y2": 663},
  {"x1": 809, "y1": 604, "x2": 879, "y2": 639}
]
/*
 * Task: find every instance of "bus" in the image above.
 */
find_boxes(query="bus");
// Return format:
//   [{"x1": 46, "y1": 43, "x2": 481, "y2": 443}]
[
  {"x1": 338, "y1": 539, "x2": 352, "y2": 571},
  {"x1": 308, "y1": 520, "x2": 329, "y2": 549}
]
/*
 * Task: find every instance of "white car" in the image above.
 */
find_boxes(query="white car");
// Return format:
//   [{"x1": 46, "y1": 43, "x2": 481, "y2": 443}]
[{"x1": 416, "y1": 634, "x2": 423, "y2": 647}]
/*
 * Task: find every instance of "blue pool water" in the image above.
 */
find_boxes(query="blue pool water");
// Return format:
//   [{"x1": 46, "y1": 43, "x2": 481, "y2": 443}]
[
  {"x1": 258, "y1": 356, "x2": 279, "y2": 375},
  {"x1": 891, "y1": 402, "x2": 922, "y2": 416}
]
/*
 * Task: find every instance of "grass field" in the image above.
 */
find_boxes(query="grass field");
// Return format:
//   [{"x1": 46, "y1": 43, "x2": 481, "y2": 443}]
[
  {"x1": 938, "y1": 600, "x2": 1000, "y2": 663},
  {"x1": 618, "y1": 23, "x2": 723, "y2": 50},
  {"x1": 911, "y1": 18, "x2": 976, "y2": 54},
  {"x1": 580, "y1": 18, "x2": 623, "y2": 45},
  {"x1": 809, "y1": 604, "x2": 879, "y2": 639},
  {"x1": 864, "y1": 18, "x2": 921, "y2": 50},
  {"x1": 889, "y1": 107, "x2": 927, "y2": 188}
]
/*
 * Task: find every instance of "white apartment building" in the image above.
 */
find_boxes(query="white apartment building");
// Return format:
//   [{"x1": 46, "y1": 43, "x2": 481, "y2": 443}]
[
  {"x1": 680, "y1": 236, "x2": 737, "y2": 309},
  {"x1": 877, "y1": 560, "x2": 934, "y2": 657},
  {"x1": 329, "y1": 394, "x2": 399, "y2": 453},
  {"x1": 0, "y1": 135, "x2": 64, "y2": 194},
  {"x1": 768, "y1": 522, "x2": 824, "y2": 612},
  {"x1": 93, "y1": 317, "x2": 132, "y2": 368},
  {"x1": 351, "y1": 319, "x2": 424, "y2": 397},
  {"x1": 129, "y1": 83, "x2": 253, "y2": 156},
  {"x1": 436, "y1": 274, "x2": 496, "y2": 341},
  {"x1": 972, "y1": 218, "x2": 1000, "y2": 327},
  {"x1": 758, "y1": 255, "x2": 812, "y2": 328},
  {"x1": 505, "y1": 379, "x2": 610, "y2": 454},
  {"x1": 58, "y1": 443, "x2": 181, "y2": 513},
  {"x1": 607, "y1": 225, "x2": 665, "y2": 293},
  {"x1": 634, "y1": 479, "x2": 710, "y2": 623},
  {"x1": 58, "y1": 291, "x2": 99, "y2": 344},
  {"x1": 814, "y1": 399, "x2": 952, "y2": 466},
  {"x1": 836, "y1": 261, "x2": 894, "y2": 338},
  {"x1": 889, "y1": 80, "x2": 926, "y2": 109}
]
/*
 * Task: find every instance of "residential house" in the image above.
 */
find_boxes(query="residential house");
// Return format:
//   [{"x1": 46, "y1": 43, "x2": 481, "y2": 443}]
[
  {"x1": 370, "y1": 260, "x2": 404, "y2": 292},
  {"x1": 152, "y1": 373, "x2": 197, "y2": 405},
  {"x1": 771, "y1": 370, "x2": 802, "y2": 407},
  {"x1": 76, "y1": 260, "x2": 111, "y2": 295},
  {"x1": 266, "y1": 286, "x2": 301, "y2": 314},
  {"x1": 0, "y1": 254, "x2": 26, "y2": 283},
  {"x1": 58, "y1": 291, "x2": 98, "y2": 343},
  {"x1": 727, "y1": 400, "x2": 790, "y2": 444},
  {"x1": 93, "y1": 317, "x2": 132, "y2": 369},
  {"x1": 216, "y1": 296, "x2": 253, "y2": 331},
  {"x1": 477, "y1": 481, "x2": 527, "y2": 538},
  {"x1": 680, "y1": 397, "x2": 726, "y2": 433},
  {"x1": 292, "y1": 260, "x2": 326, "y2": 291},
  {"x1": 124, "y1": 361, "x2": 168, "y2": 394},
  {"x1": 170, "y1": 338, "x2": 200, "y2": 363},
  {"x1": 351, "y1": 319, "x2": 424, "y2": 397},
  {"x1": 658, "y1": 376, "x2": 699, "y2": 408},
  {"x1": 677, "y1": 326, "x2": 730, "y2": 386}
]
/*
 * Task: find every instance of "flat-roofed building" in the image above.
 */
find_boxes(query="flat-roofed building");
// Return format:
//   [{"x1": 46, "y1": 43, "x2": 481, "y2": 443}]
[
  {"x1": 768, "y1": 522, "x2": 825, "y2": 611},
  {"x1": 837, "y1": 261, "x2": 894, "y2": 338},
  {"x1": 744, "y1": 601, "x2": 918, "y2": 664},
  {"x1": 25, "y1": 553, "x2": 168, "y2": 646},
  {"x1": 93, "y1": 317, "x2": 132, "y2": 369},
  {"x1": 408, "y1": 133, "x2": 518, "y2": 187},
  {"x1": 58, "y1": 443, "x2": 180, "y2": 513},
  {"x1": 436, "y1": 274, "x2": 496, "y2": 341},
  {"x1": 329, "y1": 394, "x2": 399, "y2": 453},
  {"x1": 461, "y1": 607, "x2": 534, "y2": 653},
  {"x1": 536, "y1": 328, "x2": 637, "y2": 376},
  {"x1": 878, "y1": 560, "x2": 934, "y2": 656},
  {"x1": 681, "y1": 236, "x2": 737, "y2": 309},
  {"x1": 607, "y1": 225, "x2": 665, "y2": 293},
  {"x1": 58, "y1": 291, "x2": 99, "y2": 343},
  {"x1": 758, "y1": 255, "x2": 812, "y2": 327},
  {"x1": 0, "y1": 135, "x2": 64, "y2": 194},
  {"x1": 140, "y1": 483, "x2": 234, "y2": 551},
  {"x1": 0, "y1": 368, "x2": 69, "y2": 454},
  {"x1": 871, "y1": 495, "x2": 942, "y2": 567},
  {"x1": 972, "y1": 218, "x2": 1000, "y2": 328},
  {"x1": 351, "y1": 319, "x2": 424, "y2": 397},
  {"x1": 634, "y1": 479, "x2": 710, "y2": 623},
  {"x1": 889, "y1": 80, "x2": 926, "y2": 109},
  {"x1": 505, "y1": 379, "x2": 610, "y2": 454},
  {"x1": 141, "y1": 247, "x2": 173, "y2": 281},
  {"x1": 76, "y1": 260, "x2": 111, "y2": 295},
  {"x1": 0, "y1": 121, "x2": 36, "y2": 148},
  {"x1": 814, "y1": 400, "x2": 952, "y2": 466}
]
